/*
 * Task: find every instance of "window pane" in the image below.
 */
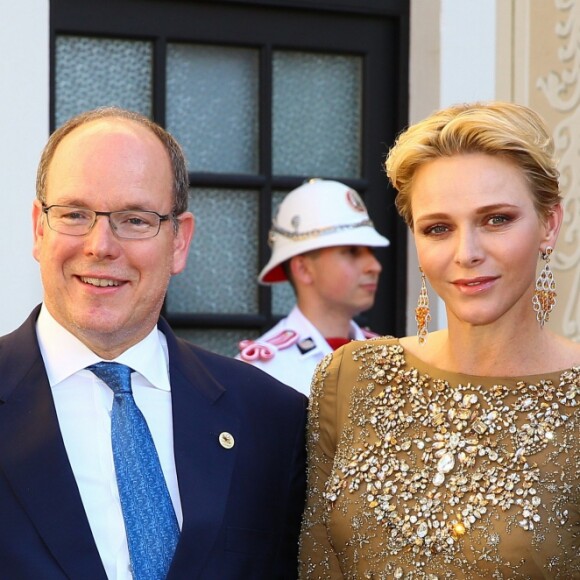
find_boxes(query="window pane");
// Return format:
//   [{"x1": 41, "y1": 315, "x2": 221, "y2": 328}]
[
  {"x1": 166, "y1": 44, "x2": 259, "y2": 174},
  {"x1": 166, "y1": 187, "x2": 259, "y2": 314},
  {"x1": 272, "y1": 282, "x2": 296, "y2": 317},
  {"x1": 273, "y1": 51, "x2": 362, "y2": 178},
  {"x1": 55, "y1": 36, "x2": 152, "y2": 126},
  {"x1": 174, "y1": 328, "x2": 259, "y2": 358},
  {"x1": 270, "y1": 189, "x2": 296, "y2": 315}
]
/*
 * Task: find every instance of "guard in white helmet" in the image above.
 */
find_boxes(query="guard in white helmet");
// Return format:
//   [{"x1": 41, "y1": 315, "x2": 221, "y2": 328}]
[{"x1": 236, "y1": 179, "x2": 390, "y2": 395}]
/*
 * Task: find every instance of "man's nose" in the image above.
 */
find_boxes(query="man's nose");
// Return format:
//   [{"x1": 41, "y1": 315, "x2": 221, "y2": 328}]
[{"x1": 83, "y1": 215, "x2": 121, "y2": 258}]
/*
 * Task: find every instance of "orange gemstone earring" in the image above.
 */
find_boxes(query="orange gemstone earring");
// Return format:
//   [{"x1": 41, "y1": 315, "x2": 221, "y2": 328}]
[
  {"x1": 532, "y1": 246, "x2": 556, "y2": 327},
  {"x1": 416, "y1": 267, "x2": 431, "y2": 344}
]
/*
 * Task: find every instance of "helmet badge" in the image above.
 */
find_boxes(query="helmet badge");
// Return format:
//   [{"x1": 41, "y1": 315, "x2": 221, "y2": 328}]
[{"x1": 346, "y1": 188, "x2": 366, "y2": 213}]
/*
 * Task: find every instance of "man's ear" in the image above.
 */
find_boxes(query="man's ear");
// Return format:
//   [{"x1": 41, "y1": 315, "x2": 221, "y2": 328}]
[
  {"x1": 32, "y1": 200, "x2": 45, "y2": 263},
  {"x1": 289, "y1": 255, "x2": 315, "y2": 286},
  {"x1": 171, "y1": 211, "x2": 195, "y2": 275}
]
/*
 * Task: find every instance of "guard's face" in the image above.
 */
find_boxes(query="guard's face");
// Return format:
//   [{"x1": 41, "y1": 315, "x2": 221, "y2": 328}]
[
  {"x1": 33, "y1": 119, "x2": 194, "y2": 358},
  {"x1": 303, "y1": 245, "x2": 382, "y2": 318}
]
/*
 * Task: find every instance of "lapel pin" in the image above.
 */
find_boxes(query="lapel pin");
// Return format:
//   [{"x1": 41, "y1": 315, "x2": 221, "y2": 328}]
[{"x1": 219, "y1": 432, "x2": 235, "y2": 449}]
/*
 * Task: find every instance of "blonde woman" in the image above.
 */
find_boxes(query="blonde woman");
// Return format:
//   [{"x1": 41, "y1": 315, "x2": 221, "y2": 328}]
[{"x1": 299, "y1": 102, "x2": 580, "y2": 579}]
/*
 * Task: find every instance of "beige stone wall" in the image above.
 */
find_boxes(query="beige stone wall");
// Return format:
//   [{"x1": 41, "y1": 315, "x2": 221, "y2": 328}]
[
  {"x1": 406, "y1": 0, "x2": 442, "y2": 336},
  {"x1": 513, "y1": 0, "x2": 580, "y2": 340},
  {"x1": 409, "y1": 0, "x2": 580, "y2": 341}
]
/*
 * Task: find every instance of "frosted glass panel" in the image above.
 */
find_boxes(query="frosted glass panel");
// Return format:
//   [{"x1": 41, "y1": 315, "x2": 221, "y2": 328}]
[
  {"x1": 272, "y1": 280, "x2": 296, "y2": 316},
  {"x1": 271, "y1": 189, "x2": 297, "y2": 315},
  {"x1": 167, "y1": 187, "x2": 259, "y2": 314},
  {"x1": 166, "y1": 44, "x2": 259, "y2": 174},
  {"x1": 175, "y1": 328, "x2": 259, "y2": 358},
  {"x1": 55, "y1": 36, "x2": 152, "y2": 127},
  {"x1": 271, "y1": 189, "x2": 288, "y2": 220},
  {"x1": 273, "y1": 51, "x2": 362, "y2": 178}
]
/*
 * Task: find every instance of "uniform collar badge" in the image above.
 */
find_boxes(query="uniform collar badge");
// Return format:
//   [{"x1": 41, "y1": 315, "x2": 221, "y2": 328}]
[{"x1": 297, "y1": 337, "x2": 316, "y2": 354}]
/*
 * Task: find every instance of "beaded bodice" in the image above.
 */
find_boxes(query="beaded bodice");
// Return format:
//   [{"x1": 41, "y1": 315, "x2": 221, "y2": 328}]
[{"x1": 299, "y1": 339, "x2": 580, "y2": 579}]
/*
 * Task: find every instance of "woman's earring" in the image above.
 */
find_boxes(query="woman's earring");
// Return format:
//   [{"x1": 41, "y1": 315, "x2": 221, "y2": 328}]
[
  {"x1": 416, "y1": 267, "x2": 431, "y2": 344},
  {"x1": 532, "y1": 246, "x2": 556, "y2": 327}
]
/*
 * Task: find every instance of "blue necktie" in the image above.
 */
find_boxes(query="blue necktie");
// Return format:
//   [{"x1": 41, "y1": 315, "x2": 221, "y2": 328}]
[{"x1": 88, "y1": 362, "x2": 180, "y2": 580}]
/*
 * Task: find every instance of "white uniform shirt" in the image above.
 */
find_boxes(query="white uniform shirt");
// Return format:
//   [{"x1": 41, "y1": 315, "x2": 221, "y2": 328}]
[
  {"x1": 236, "y1": 305, "x2": 372, "y2": 396},
  {"x1": 36, "y1": 305, "x2": 183, "y2": 580}
]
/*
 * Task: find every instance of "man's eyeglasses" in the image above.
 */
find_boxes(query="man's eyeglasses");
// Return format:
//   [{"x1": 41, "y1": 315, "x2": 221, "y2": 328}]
[{"x1": 42, "y1": 205, "x2": 173, "y2": 240}]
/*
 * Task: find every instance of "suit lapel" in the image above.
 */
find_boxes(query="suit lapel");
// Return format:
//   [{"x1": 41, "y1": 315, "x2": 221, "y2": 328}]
[
  {"x1": 0, "y1": 308, "x2": 107, "y2": 579},
  {"x1": 162, "y1": 323, "x2": 239, "y2": 578},
  {"x1": 0, "y1": 311, "x2": 241, "y2": 578}
]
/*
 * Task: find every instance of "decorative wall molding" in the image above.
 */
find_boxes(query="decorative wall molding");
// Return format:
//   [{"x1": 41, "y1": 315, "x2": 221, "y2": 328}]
[{"x1": 536, "y1": 0, "x2": 580, "y2": 340}]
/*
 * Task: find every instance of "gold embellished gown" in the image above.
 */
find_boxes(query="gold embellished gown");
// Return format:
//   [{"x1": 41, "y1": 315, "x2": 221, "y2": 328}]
[{"x1": 299, "y1": 338, "x2": 580, "y2": 579}]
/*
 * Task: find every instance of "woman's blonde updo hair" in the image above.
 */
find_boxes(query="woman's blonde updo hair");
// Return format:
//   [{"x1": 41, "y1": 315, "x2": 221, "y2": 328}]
[{"x1": 385, "y1": 101, "x2": 561, "y2": 229}]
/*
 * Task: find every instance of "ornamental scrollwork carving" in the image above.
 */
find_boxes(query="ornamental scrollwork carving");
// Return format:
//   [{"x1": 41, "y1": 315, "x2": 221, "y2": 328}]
[{"x1": 536, "y1": 0, "x2": 580, "y2": 340}]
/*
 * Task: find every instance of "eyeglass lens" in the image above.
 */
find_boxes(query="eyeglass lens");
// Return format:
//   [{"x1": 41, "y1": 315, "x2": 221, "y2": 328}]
[{"x1": 45, "y1": 206, "x2": 164, "y2": 239}]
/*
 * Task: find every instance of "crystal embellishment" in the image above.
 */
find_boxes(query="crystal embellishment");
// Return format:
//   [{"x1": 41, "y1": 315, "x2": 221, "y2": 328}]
[{"x1": 437, "y1": 452, "x2": 455, "y2": 474}]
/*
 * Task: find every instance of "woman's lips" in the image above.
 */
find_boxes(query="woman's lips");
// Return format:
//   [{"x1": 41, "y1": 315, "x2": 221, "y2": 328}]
[{"x1": 452, "y1": 276, "x2": 498, "y2": 294}]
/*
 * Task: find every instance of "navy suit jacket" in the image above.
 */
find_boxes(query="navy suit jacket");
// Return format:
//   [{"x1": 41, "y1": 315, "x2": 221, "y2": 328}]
[{"x1": 0, "y1": 306, "x2": 307, "y2": 579}]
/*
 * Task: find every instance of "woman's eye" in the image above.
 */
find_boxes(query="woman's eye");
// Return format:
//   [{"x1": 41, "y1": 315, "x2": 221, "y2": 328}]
[
  {"x1": 488, "y1": 214, "x2": 510, "y2": 225},
  {"x1": 424, "y1": 224, "x2": 448, "y2": 235}
]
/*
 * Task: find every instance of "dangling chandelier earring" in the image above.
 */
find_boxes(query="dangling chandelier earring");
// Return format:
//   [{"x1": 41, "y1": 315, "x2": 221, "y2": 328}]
[
  {"x1": 532, "y1": 246, "x2": 557, "y2": 327},
  {"x1": 416, "y1": 267, "x2": 431, "y2": 344}
]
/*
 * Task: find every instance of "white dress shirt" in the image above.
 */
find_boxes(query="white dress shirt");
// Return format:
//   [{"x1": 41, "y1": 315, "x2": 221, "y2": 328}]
[{"x1": 36, "y1": 305, "x2": 183, "y2": 580}]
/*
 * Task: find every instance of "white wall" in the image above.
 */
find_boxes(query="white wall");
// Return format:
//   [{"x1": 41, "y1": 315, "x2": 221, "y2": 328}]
[
  {"x1": 440, "y1": 0, "x2": 496, "y2": 107},
  {"x1": 0, "y1": 0, "x2": 49, "y2": 334}
]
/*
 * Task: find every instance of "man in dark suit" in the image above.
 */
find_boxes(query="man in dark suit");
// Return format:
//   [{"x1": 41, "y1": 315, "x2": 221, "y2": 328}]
[{"x1": 0, "y1": 107, "x2": 307, "y2": 579}]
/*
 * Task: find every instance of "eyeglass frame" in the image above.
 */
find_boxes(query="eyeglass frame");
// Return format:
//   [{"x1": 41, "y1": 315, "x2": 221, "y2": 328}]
[{"x1": 41, "y1": 204, "x2": 176, "y2": 239}]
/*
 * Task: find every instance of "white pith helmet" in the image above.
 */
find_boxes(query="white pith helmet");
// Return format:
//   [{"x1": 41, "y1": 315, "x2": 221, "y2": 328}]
[{"x1": 258, "y1": 179, "x2": 390, "y2": 284}]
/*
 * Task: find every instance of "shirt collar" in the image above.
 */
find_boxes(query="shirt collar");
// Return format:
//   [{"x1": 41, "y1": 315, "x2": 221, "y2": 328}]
[
  {"x1": 36, "y1": 304, "x2": 170, "y2": 391},
  {"x1": 287, "y1": 306, "x2": 329, "y2": 358},
  {"x1": 288, "y1": 305, "x2": 366, "y2": 356}
]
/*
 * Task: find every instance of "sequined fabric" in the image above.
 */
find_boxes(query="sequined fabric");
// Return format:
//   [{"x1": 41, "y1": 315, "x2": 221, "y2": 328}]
[{"x1": 299, "y1": 338, "x2": 580, "y2": 579}]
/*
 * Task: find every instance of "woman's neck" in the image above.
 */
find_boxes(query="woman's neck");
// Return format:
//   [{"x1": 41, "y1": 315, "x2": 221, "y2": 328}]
[{"x1": 402, "y1": 318, "x2": 580, "y2": 377}]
